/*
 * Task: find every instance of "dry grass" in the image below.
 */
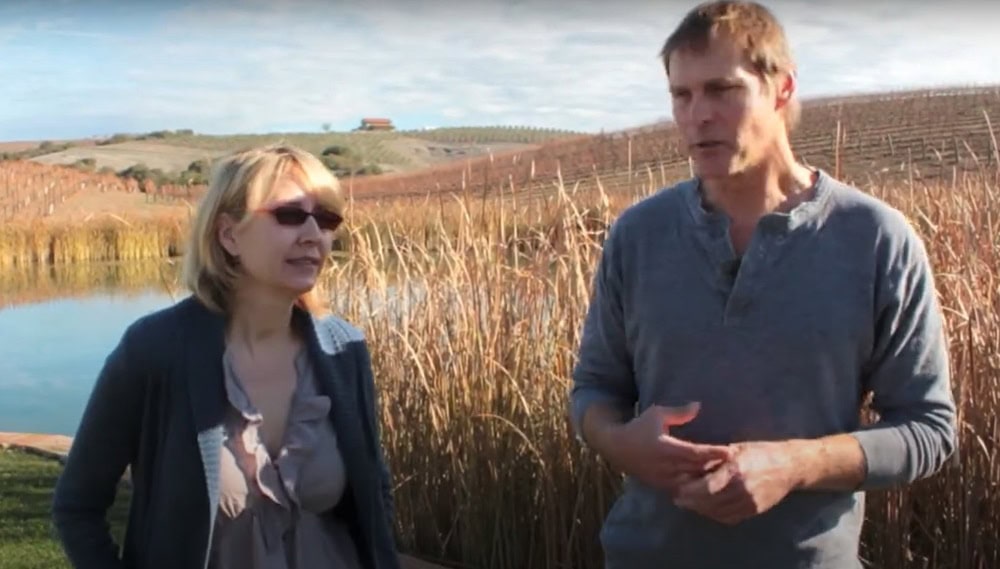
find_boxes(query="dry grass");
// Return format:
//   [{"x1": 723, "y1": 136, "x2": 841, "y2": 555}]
[
  {"x1": 0, "y1": 215, "x2": 186, "y2": 268},
  {"x1": 0, "y1": 133, "x2": 994, "y2": 568},
  {"x1": 322, "y1": 168, "x2": 998, "y2": 569}
]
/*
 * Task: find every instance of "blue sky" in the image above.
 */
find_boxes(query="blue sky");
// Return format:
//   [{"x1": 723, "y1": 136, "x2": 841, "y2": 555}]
[{"x1": 2, "y1": 0, "x2": 999, "y2": 141}]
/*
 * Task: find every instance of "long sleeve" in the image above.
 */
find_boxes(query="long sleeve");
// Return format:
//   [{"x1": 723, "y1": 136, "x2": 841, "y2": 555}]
[
  {"x1": 51, "y1": 324, "x2": 147, "y2": 568},
  {"x1": 356, "y1": 338, "x2": 397, "y2": 540},
  {"x1": 569, "y1": 221, "x2": 638, "y2": 441},
  {"x1": 851, "y1": 225, "x2": 958, "y2": 490}
]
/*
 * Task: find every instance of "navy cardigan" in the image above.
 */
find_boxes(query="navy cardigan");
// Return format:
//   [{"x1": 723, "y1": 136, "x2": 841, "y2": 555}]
[{"x1": 51, "y1": 295, "x2": 401, "y2": 569}]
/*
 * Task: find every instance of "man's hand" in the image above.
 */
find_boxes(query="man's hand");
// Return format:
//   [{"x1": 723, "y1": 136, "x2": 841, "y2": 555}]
[
  {"x1": 586, "y1": 402, "x2": 735, "y2": 495},
  {"x1": 672, "y1": 441, "x2": 800, "y2": 525}
]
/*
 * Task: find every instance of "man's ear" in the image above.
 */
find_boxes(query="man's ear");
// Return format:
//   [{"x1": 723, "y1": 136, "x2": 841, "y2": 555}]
[{"x1": 217, "y1": 213, "x2": 240, "y2": 258}]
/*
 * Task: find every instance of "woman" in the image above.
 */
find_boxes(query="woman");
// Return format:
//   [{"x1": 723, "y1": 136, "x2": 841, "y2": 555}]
[{"x1": 52, "y1": 144, "x2": 401, "y2": 569}]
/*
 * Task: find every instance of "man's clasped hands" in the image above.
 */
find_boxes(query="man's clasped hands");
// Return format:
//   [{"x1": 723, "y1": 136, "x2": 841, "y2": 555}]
[{"x1": 601, "y1": 402, "x2": 804, "y2": 526}]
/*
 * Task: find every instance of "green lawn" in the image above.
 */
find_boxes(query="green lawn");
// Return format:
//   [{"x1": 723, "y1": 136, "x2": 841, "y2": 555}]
[{"x1": 0, "y1": 449, "x2": 130, "y2": 569}]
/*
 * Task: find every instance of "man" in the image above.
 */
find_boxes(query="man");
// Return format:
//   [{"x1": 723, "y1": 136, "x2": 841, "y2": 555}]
[{"x1": 569, "y1": 2, "x2": 957, "y2": 568}]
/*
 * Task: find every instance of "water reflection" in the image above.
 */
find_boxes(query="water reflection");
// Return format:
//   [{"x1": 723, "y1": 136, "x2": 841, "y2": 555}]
[
  {"x1": 0, "y1": 259, "x2": 181, "y2": 309},
  {"x1": 0, "y1": 289, "x2": 178, "y2": 436}
]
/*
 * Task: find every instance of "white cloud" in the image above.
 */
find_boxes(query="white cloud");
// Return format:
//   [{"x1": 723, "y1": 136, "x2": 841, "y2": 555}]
[{"x1": 2, "y1": 0, "x2": 1000, "y2": 139}]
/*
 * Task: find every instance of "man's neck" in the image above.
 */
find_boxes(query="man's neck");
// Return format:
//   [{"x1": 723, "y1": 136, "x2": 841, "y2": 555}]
[{"x1": 701, "y1": 155, "x2": 817, "y2": 226}]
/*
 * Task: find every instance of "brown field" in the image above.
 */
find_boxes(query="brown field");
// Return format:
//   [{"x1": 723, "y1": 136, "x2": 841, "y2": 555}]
[
  {"x1": 0, "y1": 85, "x2": 997, "y2": 569},
  {"x1": 347, "y1": 85, "x2": 1000, "y2": 200},
  {"x1": 30, "y1": 140, "x2": 225, "y2": 174},
  {"x1": 4, "y1": 85, "x2": 997, "y2": 227},
  {"x1": 17, "y1": 127, "x2": 579, "y2": 180},
  {"x1": 0, "y1": 139, "x2": 98, "y2": 153}
]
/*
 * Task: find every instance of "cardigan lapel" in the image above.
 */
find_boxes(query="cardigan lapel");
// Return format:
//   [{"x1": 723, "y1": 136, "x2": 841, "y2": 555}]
[
  {"x1": 297, "y1": 309, "x2": 369, "y2": 462},
  {"x1": 181, "y1": 297, "x2": 228, "y2": 567},
  {"x1": 296, "y1": 310, "x2": 376, "y2": 509}
]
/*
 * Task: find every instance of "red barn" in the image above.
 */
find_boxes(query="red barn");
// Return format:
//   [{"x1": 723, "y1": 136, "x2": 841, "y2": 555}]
[{"x1": 357, "y1": 117, "x2": 395, "y2": 131}]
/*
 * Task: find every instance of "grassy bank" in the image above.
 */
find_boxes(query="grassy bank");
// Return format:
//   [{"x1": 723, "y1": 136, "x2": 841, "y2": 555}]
[{"x1": 0, "y1": 448, "x2": 130, "y2": 569}]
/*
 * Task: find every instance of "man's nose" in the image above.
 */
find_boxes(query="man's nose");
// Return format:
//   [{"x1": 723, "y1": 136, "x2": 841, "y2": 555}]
[{"x1": 689, "y1": 94, "x2": 713, "y2": 124}]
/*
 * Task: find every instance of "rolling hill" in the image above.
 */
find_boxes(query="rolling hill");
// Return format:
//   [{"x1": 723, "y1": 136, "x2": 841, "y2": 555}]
[
  {"x1": 14, "y1": 126, "x2": 585, "y2": 178},
  {"x1": 2, "y1": 84, "x2": 998, "y2": 224},
  {"x1": 346, "y1": 85, "x2": 1000, "y2": 201}
]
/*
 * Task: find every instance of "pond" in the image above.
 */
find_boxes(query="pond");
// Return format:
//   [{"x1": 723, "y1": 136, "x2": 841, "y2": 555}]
[
  {"x1": 0, "y1": 262, "x2": 179, "y2": 436},
  {"x1": 0, "y1": 254, "x2": 557, "y2": 437},
  {"x1": 0, "y1": 259, "x2": 426, "y2": 437}
]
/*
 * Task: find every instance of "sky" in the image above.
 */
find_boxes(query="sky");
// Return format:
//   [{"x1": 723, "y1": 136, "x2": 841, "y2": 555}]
[{"x1": 2, "y1": 0, "x2": 999, "y2": 141}]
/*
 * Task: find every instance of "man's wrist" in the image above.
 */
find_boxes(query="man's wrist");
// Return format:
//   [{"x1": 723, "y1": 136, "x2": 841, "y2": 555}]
[
  {"x1": 781, "y1": 435, "x2": 867, "y2": 491},
  {"x1": 590, "y1": 421, "x2": 626, "y2": 464},
  {"x1": 782, "y1": 439, "x2": 815, "y2": 490}
]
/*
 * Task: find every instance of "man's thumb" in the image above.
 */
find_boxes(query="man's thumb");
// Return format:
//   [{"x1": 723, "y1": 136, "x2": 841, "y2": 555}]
[{"x1": 661, "y1": 401, "x2": 700, "y2": 428}]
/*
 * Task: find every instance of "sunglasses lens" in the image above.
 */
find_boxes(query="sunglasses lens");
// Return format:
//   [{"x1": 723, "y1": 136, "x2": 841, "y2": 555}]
[
  {"x1": 267, "y1": 206, "x2": 341, "y2": 231},
  {"x1": 313, "y1": 210, "x2": 342, "y2": 231},
  {"x1": 271, "y1": 207, "x2": 308, "y2": 226}
]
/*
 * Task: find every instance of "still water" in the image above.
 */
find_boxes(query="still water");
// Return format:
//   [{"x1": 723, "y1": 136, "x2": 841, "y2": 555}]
[
  {"x1": 0, "y1": 259, "x2": 419, "y2": 437},
  {"x1": 0, "y1": 288, "x2": 178, "y2": 436}
]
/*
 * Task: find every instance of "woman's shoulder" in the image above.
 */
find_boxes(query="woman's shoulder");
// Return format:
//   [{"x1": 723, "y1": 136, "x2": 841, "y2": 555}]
[
  {"x1": 311, "y1": 313, "x2": 366, "y2": 356},
  {"x1": 122, "y1": 295, "x2": 203, "y2": 340}
]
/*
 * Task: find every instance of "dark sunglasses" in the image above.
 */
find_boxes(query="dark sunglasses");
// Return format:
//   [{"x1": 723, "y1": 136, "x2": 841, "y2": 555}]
[{"x1": 258, "y1": 204, "x2": 343, "y2": 232}]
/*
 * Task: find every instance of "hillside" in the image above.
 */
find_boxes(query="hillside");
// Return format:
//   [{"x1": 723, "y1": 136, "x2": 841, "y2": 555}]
[
  {"x1": 3, "y1": 85, "x2": 999, "y2": 224},
  {"x1": 15, "y1": 126, "x2": 583, "y2": 179},
  {"x1": 347, "y1": 85, "x2": 1000, "y2": 200}
]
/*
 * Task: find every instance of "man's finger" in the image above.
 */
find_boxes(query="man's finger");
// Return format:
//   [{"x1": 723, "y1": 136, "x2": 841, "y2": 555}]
[
  {"x1": 659, "y1": 401, "x2": 701, "y2": 428},
  {"x1": 659, "y1": 436, "x2": 734, "y2": 464},
  {"x1": 675, "y1": 464, "x2": 734, "y2": 503},
  {"x1": 661, "y1": 472, "x2": 697, "y2": 497}
]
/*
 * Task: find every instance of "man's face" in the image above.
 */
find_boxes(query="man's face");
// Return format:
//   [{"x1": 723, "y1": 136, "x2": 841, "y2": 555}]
[{"x1": 667, "y1": 35, "x2": 790, "y2": 181}]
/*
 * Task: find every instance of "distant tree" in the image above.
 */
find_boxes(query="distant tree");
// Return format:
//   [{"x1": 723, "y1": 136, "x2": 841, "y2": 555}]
[
  {"x1": 322, "y1": 145, "x2": 351, "y2": 157},
  {"x1": 98, "y1": 133, "x2": 132, "y2": 146},
  {"x1": 72, "y1": 158, "x2": 96, "y2": 170},
  {"x1": 354, "y1": 164, "x2": 383, "y2": 176},
  {"x1": 186, "y1": 158, "x2": 212, "y2": 175},
  {"x1": 119, "y1": 163, "x2": 153, "y2": 188}
]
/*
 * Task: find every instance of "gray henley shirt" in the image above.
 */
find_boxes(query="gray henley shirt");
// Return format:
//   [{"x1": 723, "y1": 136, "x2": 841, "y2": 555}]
[{"x1": 570, "y1": 170, "x2": 957, "y2": 569}]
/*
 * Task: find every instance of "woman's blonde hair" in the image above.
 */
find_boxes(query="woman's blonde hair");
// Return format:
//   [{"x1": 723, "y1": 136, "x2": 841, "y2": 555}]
[{"x1": 181, "y1": 143, "x2": 346, "y2": 316}]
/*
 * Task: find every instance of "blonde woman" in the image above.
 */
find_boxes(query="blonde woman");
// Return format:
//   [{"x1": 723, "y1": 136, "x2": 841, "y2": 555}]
[{"x1": 52, "y1": 144, "x2": 400, "y2": 569}]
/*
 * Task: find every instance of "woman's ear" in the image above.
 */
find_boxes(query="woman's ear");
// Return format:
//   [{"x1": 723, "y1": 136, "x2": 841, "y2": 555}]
[
  {"x1": 217, "y1": 213, "x2": 240, "y2": 258},
  {"x1": 774, "y1": 71, "x2": 796, "y2": 109}
]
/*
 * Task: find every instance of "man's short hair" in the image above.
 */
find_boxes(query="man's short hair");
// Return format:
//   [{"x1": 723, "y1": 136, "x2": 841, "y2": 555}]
[{"x1": 660, "y1": 1, "x2": 801, "y2": 132}]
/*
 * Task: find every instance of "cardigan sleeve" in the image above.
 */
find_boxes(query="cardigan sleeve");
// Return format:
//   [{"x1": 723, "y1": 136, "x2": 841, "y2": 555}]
[
  {"x1": 356, "y1": 337, "x2": 396, "y2": 533},
  {"x1": 52, "y1": 322, "x2": 148, "y2": 568}
]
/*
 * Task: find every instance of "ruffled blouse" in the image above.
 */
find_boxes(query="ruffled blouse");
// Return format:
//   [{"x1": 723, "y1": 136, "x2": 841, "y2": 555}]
[{"x1": 207, "y1": 346, "x2": 363, "y2": 569}]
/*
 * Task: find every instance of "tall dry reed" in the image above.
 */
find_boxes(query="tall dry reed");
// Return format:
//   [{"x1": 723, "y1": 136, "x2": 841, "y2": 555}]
[
  {"x1": 326, "y1": 170, "x2": 997, "y2": 569},
  {"x1": 0, "y1": 216, "x2": 187, "y2": 268}
]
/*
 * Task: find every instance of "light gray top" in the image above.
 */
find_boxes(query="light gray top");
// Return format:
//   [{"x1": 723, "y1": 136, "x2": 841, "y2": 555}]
[
  {"x1": 570, "y1": 170, "x2": 957, "y2": 569},
  {"x1": 208, "y1": 346, "x2": 363, "y2": 569}
]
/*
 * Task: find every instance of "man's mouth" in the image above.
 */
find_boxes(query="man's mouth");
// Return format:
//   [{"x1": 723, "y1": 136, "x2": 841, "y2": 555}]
[{"x1": 694, "y1": 140, "x2": 724, "y2": 149}]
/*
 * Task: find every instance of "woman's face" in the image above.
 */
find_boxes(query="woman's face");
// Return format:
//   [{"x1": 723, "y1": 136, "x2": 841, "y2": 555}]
[{"x1": 218, "y1": 175, "x2": 342, "y2": 300}]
